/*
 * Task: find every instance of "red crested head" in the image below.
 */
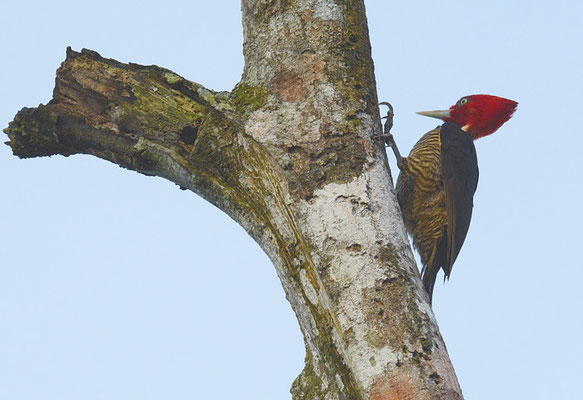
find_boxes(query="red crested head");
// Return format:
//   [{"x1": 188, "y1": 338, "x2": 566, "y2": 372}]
[{"x1": 417, "y1": 94, "x2": 518, "y2": 140}]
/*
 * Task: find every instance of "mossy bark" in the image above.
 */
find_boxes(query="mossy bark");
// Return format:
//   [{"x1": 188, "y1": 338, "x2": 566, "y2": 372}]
[{"x1": 4, "y1": 1, "x2": 463, "y2": 399}]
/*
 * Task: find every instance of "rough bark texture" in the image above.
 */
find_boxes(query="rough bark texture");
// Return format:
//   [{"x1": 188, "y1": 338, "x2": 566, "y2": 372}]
[{"x1": 4, "y1": 1, "x2": 463, "y2": 399}]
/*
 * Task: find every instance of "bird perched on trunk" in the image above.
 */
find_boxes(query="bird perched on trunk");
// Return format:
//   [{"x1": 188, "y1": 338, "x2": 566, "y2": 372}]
[{"x1": 380, "y1": 95, "x2": 517, "y2": 303}]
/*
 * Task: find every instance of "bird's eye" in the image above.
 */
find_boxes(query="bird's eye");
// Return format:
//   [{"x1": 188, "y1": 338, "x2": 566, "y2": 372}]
[{"x1": 458, "y1": 97, "x2": 468, "y2": 106}]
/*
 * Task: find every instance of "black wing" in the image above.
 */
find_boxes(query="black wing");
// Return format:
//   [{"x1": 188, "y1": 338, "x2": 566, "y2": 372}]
[{"x1": 439, "y1": 122, "x2": 479, "y2": 278}]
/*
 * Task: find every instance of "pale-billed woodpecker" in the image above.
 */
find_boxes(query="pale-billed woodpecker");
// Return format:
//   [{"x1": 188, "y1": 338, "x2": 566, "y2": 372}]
[{"x1": 380, "y1": 95, "x2": 517, "y2": 303}]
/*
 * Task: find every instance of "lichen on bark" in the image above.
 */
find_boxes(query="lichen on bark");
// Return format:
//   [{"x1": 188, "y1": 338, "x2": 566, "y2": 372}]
[{"x1": 4, "y1": 1, "x2": 464, "y2": 399}]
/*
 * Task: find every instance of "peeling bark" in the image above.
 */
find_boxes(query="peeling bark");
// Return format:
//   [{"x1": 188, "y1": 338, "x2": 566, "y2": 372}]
[{"x1": 4, "y1": 1, "x2": 463, "y2": 399}]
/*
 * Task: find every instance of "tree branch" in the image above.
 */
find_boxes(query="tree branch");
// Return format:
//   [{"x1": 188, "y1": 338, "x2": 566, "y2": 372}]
[{"x1": 4, "y1": 1, "x2": 463, "y2": 399}]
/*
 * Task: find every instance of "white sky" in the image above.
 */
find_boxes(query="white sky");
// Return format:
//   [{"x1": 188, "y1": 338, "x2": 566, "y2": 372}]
[{"x1": 1, "y1": 1, "x2": 582, "y2": 399}]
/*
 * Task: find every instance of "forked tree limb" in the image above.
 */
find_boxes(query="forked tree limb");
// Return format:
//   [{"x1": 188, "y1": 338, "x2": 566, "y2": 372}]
[{"x1": 4, "y1": 1, "x2": 463, "y2": 399}]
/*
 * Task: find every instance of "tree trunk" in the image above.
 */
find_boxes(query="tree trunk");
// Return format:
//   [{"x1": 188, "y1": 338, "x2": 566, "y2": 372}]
[{"x1": 3, "y1": 1, "x2": 463, "y2": 399}]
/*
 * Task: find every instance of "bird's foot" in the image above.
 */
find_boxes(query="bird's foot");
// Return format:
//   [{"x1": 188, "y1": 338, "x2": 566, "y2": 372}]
[
  {"x1": 376, "y1": 102, "x2": 395, "y2": 146},
  {"x1": 374, "y1": 132, "x2": 396, "y2": 147},
  {"x1": 377, "y1": 101, "x2": 406, "y2": 169}
]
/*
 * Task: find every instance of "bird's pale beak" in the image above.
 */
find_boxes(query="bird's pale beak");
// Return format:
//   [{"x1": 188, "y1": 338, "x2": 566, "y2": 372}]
[{"x1": 416, "y1": 109, "x2": 451, "y2": 120}]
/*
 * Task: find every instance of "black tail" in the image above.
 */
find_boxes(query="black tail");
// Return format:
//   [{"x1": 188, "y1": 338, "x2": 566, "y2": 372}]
[
  {"x1": 422, "y1": 262, "x2": 440, "y2": 304},
  {"x1": 422, "y1": 235, "x2": 448, "y2": 304}
]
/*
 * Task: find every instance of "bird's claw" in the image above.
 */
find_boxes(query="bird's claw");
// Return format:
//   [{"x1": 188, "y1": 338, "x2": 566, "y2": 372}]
[
  {"x1": 373, "y1": 133, "x2": 396, "y2": 147},
  {"x1": 377, "y1": 101, "x2": 395, "y2": 146}
]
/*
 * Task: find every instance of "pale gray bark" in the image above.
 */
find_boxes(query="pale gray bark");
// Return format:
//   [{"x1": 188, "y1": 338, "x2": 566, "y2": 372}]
[{"x1": 4, "y1": 1, "x2": 463, "y2": 398}]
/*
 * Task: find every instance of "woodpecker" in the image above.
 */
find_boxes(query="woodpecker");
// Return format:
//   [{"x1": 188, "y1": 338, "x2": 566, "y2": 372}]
[{"x1": 380, "y1": 95, "x2": 517, "y2": 303}]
